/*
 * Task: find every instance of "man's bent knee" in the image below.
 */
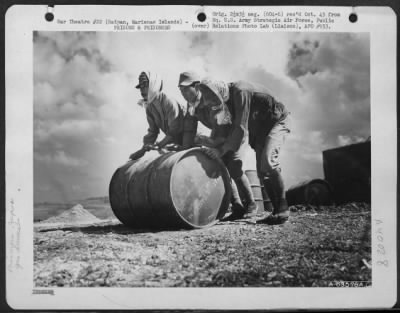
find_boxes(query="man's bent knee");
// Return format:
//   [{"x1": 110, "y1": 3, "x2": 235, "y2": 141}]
[{"x1": 226, "y1": 161, "x2": 244, "y2": 180}]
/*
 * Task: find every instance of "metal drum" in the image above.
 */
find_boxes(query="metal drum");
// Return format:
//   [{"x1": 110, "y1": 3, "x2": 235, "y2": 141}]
[
  {"x1": 244, "y1": 169, "x2": 267, "y2": 213},
  {"x1": 323, "y1": 141, "x2": 371, "y2": 204},
  {"x1": 109, "y1": 148, "x2": 231, "y2": 229},
  {"x1": 286, "y1": 179, "x2": 334, "y2": 206}
]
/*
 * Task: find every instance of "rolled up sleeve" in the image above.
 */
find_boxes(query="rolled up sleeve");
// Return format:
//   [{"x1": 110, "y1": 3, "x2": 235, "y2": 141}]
[{"x1": 164, "y1": 97, "x2": 182, "y2": 139}]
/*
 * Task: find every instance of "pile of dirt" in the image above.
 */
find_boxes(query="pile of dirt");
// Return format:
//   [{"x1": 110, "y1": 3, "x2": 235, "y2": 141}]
[{"x1": 40, "y1": 204, "x2": 102, "y2": 225}]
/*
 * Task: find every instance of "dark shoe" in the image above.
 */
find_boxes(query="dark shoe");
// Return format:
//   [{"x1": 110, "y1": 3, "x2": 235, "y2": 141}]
[
  {"x1": 243, "y1": 201, "x2": 258, "y2": 219},
  {"x1": 276, "y1": 198, "x2": 289, "y2": 214},
  {"x1": 222, "y1": 211, "x2": 244, "y2": 221},
  {"x1": 221, "y1": 203, "x2": 245, "y2": 221},
  {"x1": 257, "y1": 211, "x2": 289, "y2": 225}
]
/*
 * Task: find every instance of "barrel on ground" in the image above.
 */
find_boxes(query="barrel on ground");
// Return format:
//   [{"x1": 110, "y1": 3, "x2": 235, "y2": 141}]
[
  {"x1": 109, "y1": 148, "x2": 231, "y2": 229},
  {"x1": 286, "y1": 179, "x2": 334, "y2": 207},
  {"x1": 244, "y1": 170, "x2": 273, "y2": 213}
]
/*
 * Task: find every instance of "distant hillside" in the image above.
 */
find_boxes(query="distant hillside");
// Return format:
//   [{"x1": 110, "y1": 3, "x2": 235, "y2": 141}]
[
  {"x1": 34, "y1": 196, "x2": 114, "y2": 222},
  {"x1": 83, "y1": 196, "x2": 110, "y2": 203}
]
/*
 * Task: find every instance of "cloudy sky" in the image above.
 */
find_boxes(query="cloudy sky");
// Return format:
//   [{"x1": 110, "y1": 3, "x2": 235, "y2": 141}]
[{"x1": 33, "y1": 31, "x2": 370, "y2": 203}]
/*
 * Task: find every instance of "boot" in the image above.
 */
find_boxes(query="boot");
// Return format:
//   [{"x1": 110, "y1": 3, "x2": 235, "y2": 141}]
[
  {"x1": 258, "y1": 170, "x2": 289, "y2": 225},
  {"x1": 222, "y1": 180, "x2": 245, "y2": 221},
  {"x1": 260, "y1": 184, "x2": 274, "y2": 212},
  {"x1": 235, "y1": 174, "x2": 258, "y2": 218},
  {"x1": 262, "y1": 176, "x2": 279, "y2": 212}
]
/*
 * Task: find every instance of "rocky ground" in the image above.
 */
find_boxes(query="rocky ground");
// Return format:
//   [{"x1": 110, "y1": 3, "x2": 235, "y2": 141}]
[{"x1": 34, "y1": 203, "x2": 371, "y2": 287}]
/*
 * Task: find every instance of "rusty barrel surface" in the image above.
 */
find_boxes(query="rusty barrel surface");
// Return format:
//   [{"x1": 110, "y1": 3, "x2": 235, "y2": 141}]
[
  {"x1": 286, "y1": 179, "x2": 334, "y2": 206},
  {"x1": 109, "y1": 148, "x2": 231, "y2": 229},
  {"x1": 244, "y1": 170, "x2": 271, "y2": 213}
]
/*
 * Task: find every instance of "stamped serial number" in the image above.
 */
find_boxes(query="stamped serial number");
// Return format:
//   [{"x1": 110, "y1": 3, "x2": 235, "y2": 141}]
[
  {"x1": 329, "y1": 281, "x2": 371, "y2": 287},
  {"x1": 32, "y1": 289, "x2": 55, "y2": 295}
]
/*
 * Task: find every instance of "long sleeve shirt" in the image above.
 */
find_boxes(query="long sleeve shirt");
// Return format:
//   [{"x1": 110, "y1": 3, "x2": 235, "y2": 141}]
[
  {"x1": 143, "y1": 92, "x2": 184, "y2": 145},
  {"x1": 223, "y1": 81, "x2": 289, "y2": 152}
]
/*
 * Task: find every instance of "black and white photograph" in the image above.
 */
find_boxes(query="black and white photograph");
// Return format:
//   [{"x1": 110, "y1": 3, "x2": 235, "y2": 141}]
[
  {"x1": 33, "y1": 30, "x2": 372, "y2": 287},
  {"x1": 5, "y1": 5, "x2": 397, "y2": 310}
]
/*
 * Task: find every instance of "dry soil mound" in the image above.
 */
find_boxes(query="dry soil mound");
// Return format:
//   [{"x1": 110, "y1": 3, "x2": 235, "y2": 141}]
[{"x1": 41, "y1": 204, "x2": 102, "y2": 225}]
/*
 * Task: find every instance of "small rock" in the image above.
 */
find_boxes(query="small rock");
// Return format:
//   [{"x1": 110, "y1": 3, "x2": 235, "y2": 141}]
[
  {"x1": 94, "y1": 278, "x2": 104, "y2": 285},
  {"x1": 144, "y1": 281, "x2": 161, "y2": 287},
  {"x1": 267, "y1": 271, "x2": 277, "y2": 279},
  {"x1": 155, "y1": 269, "x2": 164, "y2": 276},
  {"x1": 263, "y1": 281, "x2": 274, "y2": 286}
]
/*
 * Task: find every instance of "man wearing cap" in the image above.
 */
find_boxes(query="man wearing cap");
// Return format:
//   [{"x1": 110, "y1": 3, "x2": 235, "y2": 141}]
[
  {"x1": 129, "y1": 71, "x2": 184, "y2": 160},
  {"x1": 198, "y1": 80, "x2": 291, "y2": 225},
  {"x1": 178, "y1": 72, "x2": 258, "y2": 220}
]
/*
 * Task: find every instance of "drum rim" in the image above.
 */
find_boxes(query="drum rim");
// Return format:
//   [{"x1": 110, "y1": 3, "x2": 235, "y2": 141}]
[{"x1": 169, "y1": 148, "x2": 231, "y2": 228}]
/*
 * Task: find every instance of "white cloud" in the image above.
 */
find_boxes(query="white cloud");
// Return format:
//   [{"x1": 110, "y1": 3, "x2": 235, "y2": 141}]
[
  {"x1": 337, "y1": 135, "x2": 365, "y2": 147},
  {"x1": 33, "y1": 31, "x2": 370, "y2": 202},
  {"x1": 35, "y1": 120, "x2": 100, "y2": 142},
  {"x1": 286, "y1": 130, "x2": 327, "y2": 162},
  {"x1": 35, "y1": 150, "x2": 88, "y2": 167}
]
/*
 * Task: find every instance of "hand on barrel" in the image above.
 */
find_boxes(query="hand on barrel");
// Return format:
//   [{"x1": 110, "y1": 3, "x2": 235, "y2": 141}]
[
  {"x1": 144, "y1": 143, "x2": 159, "y2": 151},
  {"x1": 164, "y1": 143, "x2": 181, "y2": 151},
  {"x1": 129, "y1": 144, "x2": 160, "y2": 160},
  {"x1": 194, "y1": 135, "x2": 211, "y2": 146},
  {"x1": 202, "y1": 147, "x2": 221, "y2": 160},
  {"x1": 129, "y1": 149, "x2": 146, "y2": 160}
]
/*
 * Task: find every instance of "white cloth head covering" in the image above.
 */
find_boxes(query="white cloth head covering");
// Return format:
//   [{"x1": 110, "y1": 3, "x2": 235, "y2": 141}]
[
  {"x1": 137, "y1": 71, "x2": 163, "y2": 108},
  {"x1": 146, "y1": 71, "x2": 163, "y2": 104},
  {"x1": 200, "y1": 79, "x2": 230, "y2": 103},
  {"x1": 199, "y1": 79, "x2": 232, "y2": 125}
]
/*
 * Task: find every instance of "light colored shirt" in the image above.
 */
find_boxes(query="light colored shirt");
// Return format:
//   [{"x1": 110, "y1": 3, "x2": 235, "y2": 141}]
[{"x1": 143, "y1": 92, "x2": 183, "y2": 145}]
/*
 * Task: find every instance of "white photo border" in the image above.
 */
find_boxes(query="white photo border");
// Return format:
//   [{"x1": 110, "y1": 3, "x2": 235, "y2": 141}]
[{"x1": 5, "y1": 5, "x2": 397, "y2": 310}]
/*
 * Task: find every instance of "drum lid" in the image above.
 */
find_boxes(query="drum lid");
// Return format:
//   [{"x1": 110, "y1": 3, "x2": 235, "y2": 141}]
[{"x1": 170, "y1": 151, "x2": 227, "y2": 227}]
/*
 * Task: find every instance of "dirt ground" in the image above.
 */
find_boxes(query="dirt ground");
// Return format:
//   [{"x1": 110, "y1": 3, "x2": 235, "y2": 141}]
[{"x1": 34, "y1": 203, "x2": 371, "y2": 287}]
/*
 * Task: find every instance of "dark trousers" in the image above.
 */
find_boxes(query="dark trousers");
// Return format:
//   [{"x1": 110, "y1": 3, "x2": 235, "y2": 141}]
[{"x1": 221, "y1": 144, "x2": 247, "y2": 180}]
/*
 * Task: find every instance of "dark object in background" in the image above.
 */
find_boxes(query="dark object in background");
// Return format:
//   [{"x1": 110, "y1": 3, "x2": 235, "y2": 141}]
[
  {"x1": 244, "y1": 170, "x2": 273, "y2": 213},
  {"x1": 323, "y1": 141, "x2": 371, "y2": 204},
  {"x1": 109, "y1": 148, "x2": 231, "y2": 229},
  {"x1": 286, "y1": 179, "x2": 334, "y2": 206}
]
